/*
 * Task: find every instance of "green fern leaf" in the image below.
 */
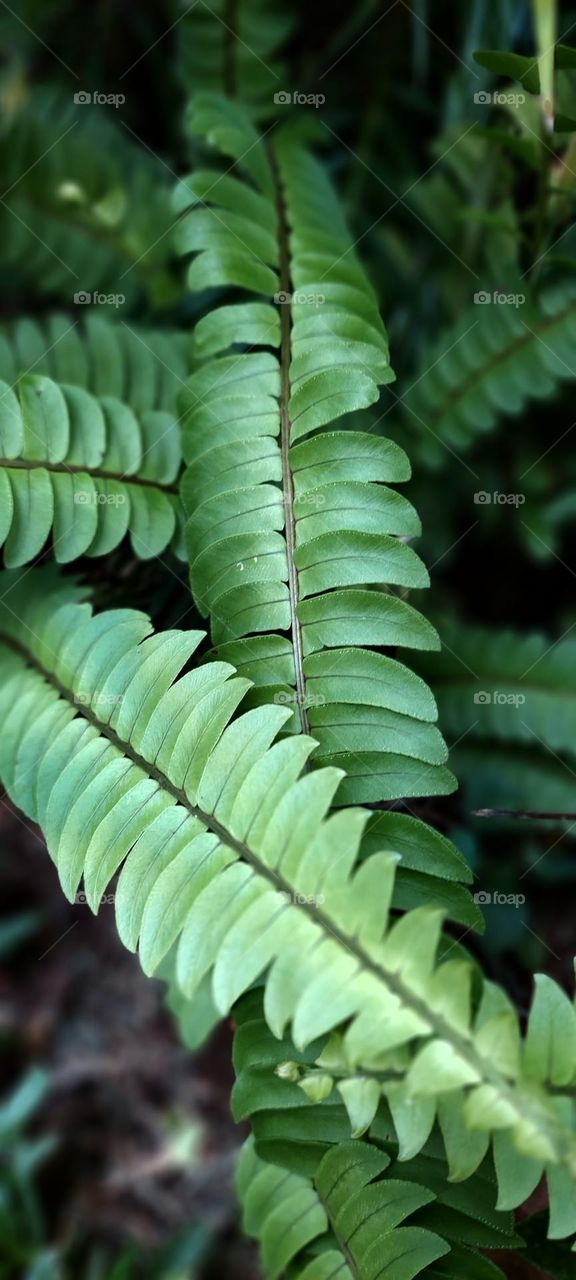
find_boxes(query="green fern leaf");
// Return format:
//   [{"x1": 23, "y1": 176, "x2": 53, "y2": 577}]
[
  {"x1": 0, "y1": 90, "x2": 177, "y2": 303},
  {"x1": 174, "y1": 93, "x2": 455, "y2": 805},
  {"x1": 0, "y1": 568, "x2": 575, "y2": 1225},
  {"x1": 233, "y1": 996, "x2": 519, "y2": 1264}
]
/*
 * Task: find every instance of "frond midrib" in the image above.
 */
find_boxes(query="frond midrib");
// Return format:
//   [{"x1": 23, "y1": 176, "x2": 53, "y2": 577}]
[
  {"x1": 0, "y1": 456, "x2": 179, "y2": 494},
  {"x1": 0, "y1": 628, "x2": 567, "y2": 1160},
  {"x1": 268, "y1": 138, "x2": 309, "y2": 736}
]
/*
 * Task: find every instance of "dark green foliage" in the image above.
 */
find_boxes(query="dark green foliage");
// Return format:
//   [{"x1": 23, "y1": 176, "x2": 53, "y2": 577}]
[{"x1": 1, "y1": 3, "x2": 576, "y2": 1275}]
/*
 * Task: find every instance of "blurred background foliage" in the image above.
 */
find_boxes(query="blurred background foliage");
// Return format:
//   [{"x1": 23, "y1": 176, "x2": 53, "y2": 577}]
[{"x1": 1, "y1": 0, "x2": 576, "y2": 1275}]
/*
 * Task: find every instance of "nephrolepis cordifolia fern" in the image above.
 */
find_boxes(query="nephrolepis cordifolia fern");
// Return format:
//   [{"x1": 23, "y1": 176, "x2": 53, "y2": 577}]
[
  {"x1": 1, "y1": 38, "x2": 576, "y2": 1269},
  {"x1": 173, "y1": 94, "x2": 455, "y2": 807},
  {"x1": 1, "y1": 570, "x2": 576, "y2": 1247},
  {"x1": 170, "y1": 986, "x2": 520, "y2": 1276},
  {"x1": 0, "y1": 312, "x2": 194, "y2": 565}
]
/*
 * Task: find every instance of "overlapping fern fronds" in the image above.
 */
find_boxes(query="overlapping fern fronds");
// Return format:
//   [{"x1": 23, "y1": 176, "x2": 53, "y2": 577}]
[
  {"x1": 172, "y1": 93, "x2": 455, "y2": 805},
  {"x1": 237, "y1": 1137, "x2": 450, "y2": 1280},
  {"x1": 1, "y1": 571, "x2": 576, "y2": 1241},
  {"x1": 0, "y1": 373, "x2": 183, "y2": 564},
  {"x1": 232, "y1": 995, "x2": 529, "y2": 1261},
  {"x1": 234, "y1": 992, "x2": 523, "y2": 1278},
  {"x1": 232, "y1": 989, "x2": 576, "y2": 1245}
]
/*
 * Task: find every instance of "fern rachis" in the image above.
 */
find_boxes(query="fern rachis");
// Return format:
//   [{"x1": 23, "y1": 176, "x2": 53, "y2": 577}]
[{"x1": 1, "y1": 569, "x2": 576, "y2": 1239}]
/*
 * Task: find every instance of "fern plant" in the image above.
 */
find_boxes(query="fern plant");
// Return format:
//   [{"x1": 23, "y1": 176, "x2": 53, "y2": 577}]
[
  {"x1": 177, "y1": 0, "x2": 292, "y2": 107},
  {"x1": 236, "y1": 1137, "x2": 451, "y2": 1280},
  {"x1": 1, "y1": 569, "x2": 576, "y2": 1250},
  {"x1": 2, "y1": 6, "x2": 576, "y2": 1272}
]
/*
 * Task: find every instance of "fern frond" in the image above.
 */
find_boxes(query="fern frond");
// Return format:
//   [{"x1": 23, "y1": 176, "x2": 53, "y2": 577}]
[
  {"x1": 0, "y1": 314, "x2": 190, "y2": 413},
  {"x1": 402, "y1": 281, "x2": 576, "y2": 466},
  {"x1": 1, "y1": 569, "x2": 575, "y2": 1230},
  {"x1": 233, "y1": 998, "x2": 518, "y2": 1276},
  {"x1": 415, "y1": 622, "x2": 576, "y2": 757},
  {"x1": 0, "y1": 374, "x2": 183, "y2": 565},
  {"x1": 236, "y1": 1136, "x2": 449, "y2": 1280},
  {"x1": 173, "y1": 93, "x2": 454, "y2": 806},
  {"x1": 414, "y1": 621, "x2": 576, "y2": 825},
  {"x1": 177, "y1": 0, "x2": 292, "y2": 107}
]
